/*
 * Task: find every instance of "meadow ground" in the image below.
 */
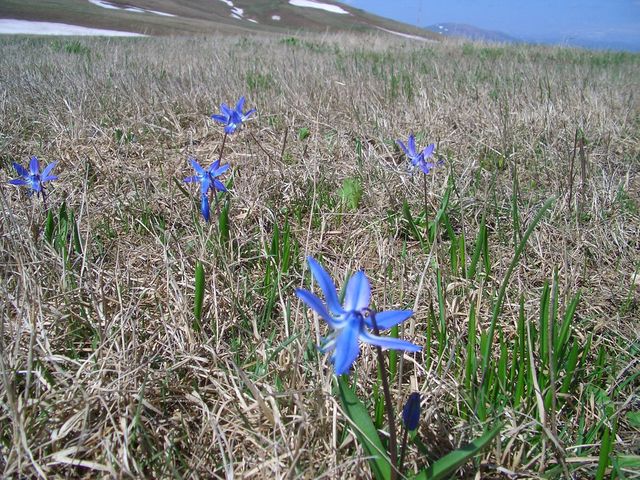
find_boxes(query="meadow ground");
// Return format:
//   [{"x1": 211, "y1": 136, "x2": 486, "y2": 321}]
[{"x1": 0, "y1": 33, "x2": 639, "y2": 478}]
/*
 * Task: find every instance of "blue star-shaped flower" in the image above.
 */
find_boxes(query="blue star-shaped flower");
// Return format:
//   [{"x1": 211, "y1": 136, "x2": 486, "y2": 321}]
[
  {"x1": 397, "y1": 134, "x2": 439, "y2": 174},
  {"x1": 211, "y1": 96, "x2": 256, "y2": 134},
  {"x1": 295, "y1": 257, "x2": 421, "y2": 375},
  {"x1": 9, "y1": 156, "x2": 58, "y2": 196},
  {"x1": 184, "y1": 157, "x2": 229, "y2": 222}
]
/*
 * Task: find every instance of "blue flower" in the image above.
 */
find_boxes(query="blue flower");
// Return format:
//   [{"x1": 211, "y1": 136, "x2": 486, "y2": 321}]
[
  {"x1": 211, "y1": 96, "x2": 256, "y2": 134},
  {"x1": 184, "y1": 157, "x2": 230, "y2": 222},
  {"x1": 402, "y1": 392, "x2": 421, "y2": 431},
  {"x1": 9, "y1": 156, "x2": 58, "y2": 196},
  {"x1": 295, "y1": 257, "x2": 421, "y2": 375},
  {"x1": 397, "y1": 134, "x2": 440, "y2": 175}
]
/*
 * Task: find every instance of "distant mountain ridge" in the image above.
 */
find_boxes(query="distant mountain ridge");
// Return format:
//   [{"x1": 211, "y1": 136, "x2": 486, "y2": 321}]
[
  {"x1": 0, "y1": 0, "x2": 440, "y2": 40},
  {"x1": 425, "y1": 22, "x2": 519, "y2": 44}
]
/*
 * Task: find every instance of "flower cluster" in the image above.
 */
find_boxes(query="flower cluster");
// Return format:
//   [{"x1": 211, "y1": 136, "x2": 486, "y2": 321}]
[
  {"x1": 296, "y1": 257, "x2": 421, "y2": 375},
  {"x1": 183, "y1": 96, "x2": 255, "y2": 221}
]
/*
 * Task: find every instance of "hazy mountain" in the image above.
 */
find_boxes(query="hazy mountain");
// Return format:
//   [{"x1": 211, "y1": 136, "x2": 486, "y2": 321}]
[{"x1": 425, "y1": 22, "x2": 519, "y2": 44}]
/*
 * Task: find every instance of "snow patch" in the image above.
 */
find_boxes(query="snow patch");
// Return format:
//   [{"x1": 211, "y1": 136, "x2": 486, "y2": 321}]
[
  {"x1": 0, "y1": 19, "x2": 145, "y2": 36},
  {"x1": 376, "y1": 27, "x2": 432, "y2": 42},
  {"x1": 88, "y1": 0, "x2": 120, "y2": 9},
  {"x1": 147, "y1": 9, "x2": 175, "y2": 17},
  {"x1": 231, "y1": 6, "x2": 244, "y2": 19},
  {"x1": 271, "y1": 15, "x2": 281, "y2": 21},
  {"x1": 87, "y1": 0, "x2": 175, "y2": 17},
  {"x1": 288, "y1": 0, "x2": 349, "y2": 15},
  {"x1": 248, "y1": 18, "x2": 258, "y2": 23},
  {"x1": 219, "y1": 0, "x2": 234, "y2": 6}
]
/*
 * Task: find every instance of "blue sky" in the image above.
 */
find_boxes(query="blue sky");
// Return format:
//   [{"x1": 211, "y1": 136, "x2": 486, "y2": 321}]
[{"x1": 340, "y1": 0, "x2": 640, "y2": 50}]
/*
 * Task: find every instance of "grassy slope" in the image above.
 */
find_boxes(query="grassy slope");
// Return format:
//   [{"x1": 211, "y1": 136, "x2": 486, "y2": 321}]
[
  {"x1": 0, "y1": 33, "x2": 638, "y2": 478},
  {"x1": 0, "y1": 0, "x2": 441, "y2": 38}
]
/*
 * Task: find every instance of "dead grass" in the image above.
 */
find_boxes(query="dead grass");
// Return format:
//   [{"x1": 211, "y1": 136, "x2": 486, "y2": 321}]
[{"x1": 0, "y1": 33, "x2": 639, "y2": 478}]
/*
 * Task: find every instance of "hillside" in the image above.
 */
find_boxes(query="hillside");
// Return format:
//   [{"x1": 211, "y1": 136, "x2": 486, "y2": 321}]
[{"x1": 0, "y1": 0, "x2": 440, "y2": 39}]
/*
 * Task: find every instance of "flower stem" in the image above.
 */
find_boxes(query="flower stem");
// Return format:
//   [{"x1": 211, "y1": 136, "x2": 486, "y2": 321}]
[
  {"x1": 211, "y1": 132, "x2": 228, "y2": 217},
  {"x1": 423, "y1": 173, "x2": 429, "y2": 241},
  {"x1": 399, "y1": 426, "x2": 409, "y2": 474},
  {"x1": 219, "y1": 132, "x2": 228, "y2": 161},
  {"x1": 41, "y1": 188, "x2": 48, "y2": 212},
  {"x1": 369, "y1": 311, "x2": 399, "y2": 480}
]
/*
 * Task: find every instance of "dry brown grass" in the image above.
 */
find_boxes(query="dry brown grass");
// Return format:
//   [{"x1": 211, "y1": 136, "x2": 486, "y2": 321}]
[{"x1": 0, "y1": 33, "x2": 638, "y2": 478}]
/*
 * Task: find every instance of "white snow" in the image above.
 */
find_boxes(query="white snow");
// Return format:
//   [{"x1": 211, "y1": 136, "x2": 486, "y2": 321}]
[
  {"x1": 88, "y1": 0, "x2": 175, "y2": 17},
  {"x1": 248, "y1": 18, "x2": 258, "y2": 23},
  {"x1": 88, "y1": 0, "x2": 120, "y2": 9},
  {"x1": 231, "y1": 6, "x2": 244, "y2": 19},
  {"x1": 288, "y1": 0, "x2": 349, "y2": 15},
  {"x1": 0, "y1": 19, "x2": 145, "y2": 36},
  {"x1": 271, "y1": 15, "x2": 281, "y2": 21},
  {"x1": 376, "y1": 27, "x2": 431, "y2": 42},
  {"x1": 219, "y1": 0, "x2": 234, "y2": 6},
  {"x1": 147, "y1": 9, "x2": 175, "y2": 17}
]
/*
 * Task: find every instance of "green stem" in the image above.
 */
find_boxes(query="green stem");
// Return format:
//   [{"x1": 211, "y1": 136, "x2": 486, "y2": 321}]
[
  {"x1": 399, "y1": 426, "x2": 409, "y2": 474},
  {"x1": 423, "y1": 173, "x2": 429, "y2": 239},
  {"x1": 368, "y1": 310, "x2": 398, "y2": 480}
]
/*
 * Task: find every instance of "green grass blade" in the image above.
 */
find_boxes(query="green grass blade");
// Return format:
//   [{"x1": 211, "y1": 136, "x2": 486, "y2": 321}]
[
  {"x1": 555, "y1": 291, "x2": 581, "y2": 366},
  {"x1": 218, "y1": 200, "x2": 230, "y2": 244},
  {"x1": 402, "y1": 199, "x2": 426, "y2": 251},
  {"x1": 595, "y1": 423, "x2": 613, "y2": 480},
  {"x1": 193, "y1": 261, "x2": 205, "y2": 333},
  {"x1": 413, "y1": 423, "x2": 503, "y2": 480},
  {"x1": 480, "y1": 197, "x2": 555, "y2": 378},
  {"x1": 337, "y1": 376, "x2": 391, "y2": 480},
  {"x1": 468, "y1": 217, "x2": 486, "y2": 279},
  {"x1": 44, "y1": 210, "x2": 55, "y2": 244}
]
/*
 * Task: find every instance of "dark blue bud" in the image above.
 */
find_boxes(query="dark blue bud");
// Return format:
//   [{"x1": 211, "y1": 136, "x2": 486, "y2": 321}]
[{"x1": 402, "y1": 392, "x2": 421, "y2": 431}]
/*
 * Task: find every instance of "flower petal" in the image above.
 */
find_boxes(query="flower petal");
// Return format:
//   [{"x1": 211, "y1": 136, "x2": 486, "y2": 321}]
[
  {"x1": 343, "y1": 270, "x2": 370, "y2": 312},
  {"x1": 332, "y1": 323, "x2": 360, "y2": 375},
  {"x1": 220, "y1": 103, "x2": 233, "y2": 116},
  {"x1": 422, "y1": 143, "x2": 435, "y2": 159},
  {"x1": 189, "y1": 158, "x2": 205, "y2": 175},
  {"x1": 213, "y1": 179, "x2": 227, "y2": 192},
  {"x1": 235, "y1": 96, "x2": 245, "y2": 112},
  {"x1": 200, "y1": 193, "x2": 210, "y2": 222},
  {"x1": 29, "y1": 156, "x2": 40, "y2": 175},
  {"x1": 12, "y1": 162, "x2": 28, "y2": 177},
  {"x1": 211, "y1": 114, "x2": 227, "y2": 123},
  {"x1": 396, "y1": 139, "x2": 409, "y2": 156},
  {"x1": 360, "y1": 331, "x2": 421, "y2": 352},
  {"x1": 242, "y1": 108, "x2": 256, "y2": 121},
  {"x1": 295, "y1": 288, "x2": 339, "y2": 328},
  {"x1": 307, "y1": 257, "x2": 344, "y2": 315},
  {"x1": 420, "y1": 162, "x2": 434, "y2": 175},
  {"x1": 365, "y1": 310, "x2": 413, "y2": 330},
  {"x1": 41, "y1": 161, "x2": 57, "y2": 179},
  {"x1": 408, "y1": 135, "x2": 416, "y2": 156},
  {"x1": 8, "y1": 179, "x2": 28, "y2": 186},
  {"x1": 211, "y1": 163, "x2": 230, "y2": 177},
  {"x1": 184, "y1": 176, "x2": 198, "y2": 183}
]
